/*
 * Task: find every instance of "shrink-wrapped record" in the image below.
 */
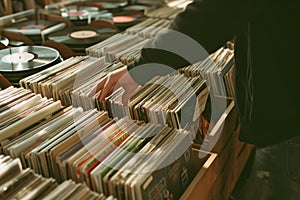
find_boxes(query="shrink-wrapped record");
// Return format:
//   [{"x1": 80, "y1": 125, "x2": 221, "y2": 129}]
[
  {"x1": 0, "y1": 46, "x2": 61, "y2": 86},
  {"x1": 48, "y1": 26, "x2": 117, "y2": 53}
]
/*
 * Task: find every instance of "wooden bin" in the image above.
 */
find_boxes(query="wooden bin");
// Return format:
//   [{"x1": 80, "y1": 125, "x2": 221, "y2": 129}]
[
  {"x1": 181, "y1": 101, "x2": 254, "y2": 200},
  {"x1": 180, "y1": 150, "x2": 218, "y2": 200}
]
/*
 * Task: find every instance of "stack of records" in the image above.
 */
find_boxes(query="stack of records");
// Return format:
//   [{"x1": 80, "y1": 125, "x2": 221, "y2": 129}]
[
  {"x1": 86, "y1": 33, "x2": 150, "y2": 62},
  {"x1": 0, "y1": 86, "x2": 196, "y2": 200},
  {"x1": 145, "y1": 6, "x2": 183, "y2": 19},
  {"x1": 0, "y1": 46, "x2": 62, "y2": 86},
  {"x1": 0, "y1": 156, "x2": 58, "y2": 199},
  {"x1": 0, "y1": 156, "x2": 111, "y2": 199},
  {"x1": 118, "y1": 49, "x2": 142, "y2": 65},
  {"x1": 98, "y1": 74, "x2": 209, "y2": 131},
  {"x1": 125, "y1": 18, "x2": 172, "y2": 38},
  {"x1": 0, "y1": 9, "x2": 66, "y2": 44},
  {"x1": 97, "y1": 122, "x2": 195, "y2": 200},
  {"x1": 179, "y1": 44, "x2": 235, "y2": 98},
  {"x1": 166, "y1": 0, "x2": 193, "y2": 8},
  {"x1": 0, "y1": 87, "x2": 63, "y2": 142},
  {"x1": 38, "y1": 180, "x2": 113, "y2": 200},
  {"x1": 71, "y1": 62, "x2": 126, "y2": 110},
  {"x1": 18, "y1": 56, "x2": 210, "y2": 141},
  {"x1": 19, "y1": 56, "x2": 126, "y2": 107}
]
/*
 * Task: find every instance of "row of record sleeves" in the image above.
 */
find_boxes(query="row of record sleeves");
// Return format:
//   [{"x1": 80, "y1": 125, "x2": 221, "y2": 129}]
[
  {"x1": 18, "y1": 55, "x2": 209, "y2": 142},
  {"x1": 85, "y1": 18, "x2": 173, "y2": 61},
  {"x1": 0, "y1": 86, "x2": 197, "y2": 200},
  {"x1": 18, "y1": 43, "x2": 233, "y2": 123},
  {"x1": 0, "y1": 155, "x2": 113, "y2": 200},
  {"x1": 86, "y1": 33, "x2": 151, "y2": 62},
  {"x1": 179, "y1": 42, "x2": 235, "y2": 98}
]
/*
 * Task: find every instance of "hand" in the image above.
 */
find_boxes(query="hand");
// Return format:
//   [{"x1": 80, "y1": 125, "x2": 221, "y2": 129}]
[
  {"x1": 91, "y1": 66, "x2": 139, "y2": 105},
  {"x1": 199, "y1": 114, "x2": 210, "y2": 138}
]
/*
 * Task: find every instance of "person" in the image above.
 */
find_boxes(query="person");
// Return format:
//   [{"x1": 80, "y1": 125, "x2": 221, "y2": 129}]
[{"x1": 93, "y1": 0, "x2": 300, "y2": 199}]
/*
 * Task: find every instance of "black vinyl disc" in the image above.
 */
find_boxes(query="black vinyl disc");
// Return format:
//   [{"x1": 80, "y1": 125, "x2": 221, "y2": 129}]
[
  {"x1": 0, "y1": 46, "x2": 61, "y2": 85},
  {"x1": 48, "y1": 26, "x2": 117, "y2": 53},
  {"x1": 112, "y1": 10, "x2": 144, "y2": 30}
]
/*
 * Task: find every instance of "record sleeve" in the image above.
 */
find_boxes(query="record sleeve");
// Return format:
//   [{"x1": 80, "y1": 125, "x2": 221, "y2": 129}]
[{"x1": 0, "y1": 100, "x2": 62, "y2": 142}]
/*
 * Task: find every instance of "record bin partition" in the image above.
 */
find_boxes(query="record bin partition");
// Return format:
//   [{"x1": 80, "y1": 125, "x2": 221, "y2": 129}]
[{"x1": 181, "y1": 100, "x2": 254, "y2": 200}]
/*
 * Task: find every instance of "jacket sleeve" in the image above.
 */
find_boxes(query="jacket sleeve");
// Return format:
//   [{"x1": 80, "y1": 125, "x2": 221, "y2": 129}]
[{"x1": 127, "y1": 0, "x2": 270, "y2": 84}]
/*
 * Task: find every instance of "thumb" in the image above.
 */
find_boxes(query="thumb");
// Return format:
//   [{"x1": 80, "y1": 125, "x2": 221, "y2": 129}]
[{"x1": 99, "y1": 76, "x2": 116, "y2": 101}]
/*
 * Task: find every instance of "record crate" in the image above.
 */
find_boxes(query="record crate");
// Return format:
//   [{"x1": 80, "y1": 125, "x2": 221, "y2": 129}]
[{"x1": 181, "y1": 100, "x2": 255, "y2": 200}]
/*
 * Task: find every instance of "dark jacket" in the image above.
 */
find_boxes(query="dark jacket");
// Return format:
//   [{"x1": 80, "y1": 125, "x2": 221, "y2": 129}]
[{"x1": 128, "y1": 0, "x2": 300, "y2": 147}]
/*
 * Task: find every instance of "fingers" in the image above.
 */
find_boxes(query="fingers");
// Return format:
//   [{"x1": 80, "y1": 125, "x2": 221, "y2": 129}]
[
  {"x1": 90, "y1": 66, "x2": 139, "y2": 104},
  {"x1": 99, "y1": 76, "x2": 116, "y2": 101},
  {"x1": 87, "y1": 76, "x2": 107, "y2": 98},
  {"x1": 88, "y1": 72, "x2": 120, "y2": 100},
  {"x1": 94, "y1": 77, "x2": 107, "y2": 94}
]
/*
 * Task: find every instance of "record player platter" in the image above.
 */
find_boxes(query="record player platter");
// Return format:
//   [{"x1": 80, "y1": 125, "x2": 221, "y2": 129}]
[
  {"x1": 48, "y1": 26, "x2": 117, "y2": 53},
  {"x1": 0, "y1": 46, "x2": 61, "y2": 85}
]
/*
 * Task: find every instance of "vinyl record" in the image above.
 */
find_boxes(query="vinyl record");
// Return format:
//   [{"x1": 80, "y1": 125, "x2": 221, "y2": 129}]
[
  {"x1": 60, "y1": 6, "x2": 101, "y2": 20},
  {"x1": 112, "y1": 15, "x2": 139, "y2": 30},
  {"x1": 112, "y1": 9, "x2": 145, "y2": 30},
  {"x1": 0, "y1": 46, "x2": 61, "y2": 85},
  {"x1": 113, "y1": 15, "x2": 136, "y2": 23},
  {"x1": 48, "y1": 26, "x2": 117, "y2": 53}
]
